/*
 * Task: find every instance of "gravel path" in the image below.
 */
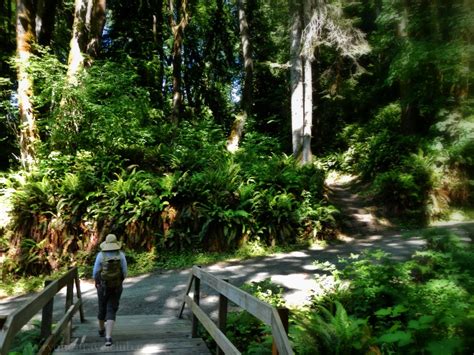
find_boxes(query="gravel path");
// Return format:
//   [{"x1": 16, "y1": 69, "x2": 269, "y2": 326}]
[{"x1": 1, "y1": 175, "x2": 473, "y2": 322}]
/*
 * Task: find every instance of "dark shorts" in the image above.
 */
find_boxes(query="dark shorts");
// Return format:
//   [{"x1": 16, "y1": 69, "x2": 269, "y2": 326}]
[{"x1": 97, "y1": 285, "x2": 123, "y2": 321}]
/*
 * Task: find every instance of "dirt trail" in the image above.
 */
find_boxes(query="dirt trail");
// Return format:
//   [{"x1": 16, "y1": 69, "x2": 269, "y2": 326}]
[{"x1": 1, "y1": 175, "x2": 472, "y2": 322}]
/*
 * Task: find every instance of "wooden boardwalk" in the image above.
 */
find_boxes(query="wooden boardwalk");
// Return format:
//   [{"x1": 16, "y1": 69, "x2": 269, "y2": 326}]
[{"x1": 53, "y1": 314, "x2": 211, "y2": 354}]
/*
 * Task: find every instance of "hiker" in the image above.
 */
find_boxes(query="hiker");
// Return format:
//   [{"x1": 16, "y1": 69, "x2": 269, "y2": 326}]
[{"x1": 93, "y1": 233, "x2": 127, "y2": 347}]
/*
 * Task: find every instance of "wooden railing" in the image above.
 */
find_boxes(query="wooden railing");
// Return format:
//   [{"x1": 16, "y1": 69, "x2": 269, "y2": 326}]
[
  {"x1": 178, "y1": 266, "x2": 294, "y2": 355},
  {"x1": 0, "y1": 267, "x2": 84, "y2": 355}
]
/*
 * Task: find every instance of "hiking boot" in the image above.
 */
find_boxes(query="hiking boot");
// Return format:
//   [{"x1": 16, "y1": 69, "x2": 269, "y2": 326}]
[
  {"x1": 105, "y1": 337, "x2": 113, "y2": 346},
  {"x1": 98, "y1": 329, "x2": 105, "y2": 337}
]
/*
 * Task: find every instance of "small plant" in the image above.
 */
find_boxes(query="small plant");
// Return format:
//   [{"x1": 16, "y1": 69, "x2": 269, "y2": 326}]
[
  {"x1": 292, "y1": 302, "x2": 372, "y2": 355},
  {"x1": 8, "y1": 320, "x2": 41, "y2": 355}
]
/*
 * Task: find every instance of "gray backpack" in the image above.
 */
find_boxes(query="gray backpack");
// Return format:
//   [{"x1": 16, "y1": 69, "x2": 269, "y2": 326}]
[{"x1": 100, "y1": 252, "x2": 123, "y2": 288}]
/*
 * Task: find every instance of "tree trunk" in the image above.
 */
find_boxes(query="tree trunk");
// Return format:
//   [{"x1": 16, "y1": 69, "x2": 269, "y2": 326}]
[
  {"x1": 398, "y1": 0, "x2": 417, "y2": 135},
  {"x1": 86, "y1": 0, "x2": 106, "y2": 57},
  {"x1": 301, "y1": 58, "x2": 313, "y2": 164},
  {"x1": 290, "y1": 0, "x2": 304, "y2": 158},
  {"x1": 152, "y1": 0, "x2": 165, "y2": 103},
  {"x1": 301, "y1": 0, "x2": 314, "y2": 164},
  {"x1": 66, "y1": 0, "x2": 88, "y2": 83},
  {"x1": 169, "y1": 0, "x2": 188, "y2": 122},
  {"x1": 35, "y1": 0, "x2": 57, "y2": 46},
  {"x1": 239, "y1": 0, "x2": 253, "y2": 114},
  {"x1": 226, "y1": 0, "x2": 253, "y2": 153},
  {"x1": 16, "y1": 0, "x2": 39, "y2": 169}
]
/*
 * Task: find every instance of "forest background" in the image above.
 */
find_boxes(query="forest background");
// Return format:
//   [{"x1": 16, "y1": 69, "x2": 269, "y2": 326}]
[{"x1": 0, "y1": 0, "x2": 473, "y2": 353}]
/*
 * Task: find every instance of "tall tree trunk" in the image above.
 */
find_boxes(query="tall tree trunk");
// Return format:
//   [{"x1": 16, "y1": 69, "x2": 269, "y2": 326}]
[
  {"x1": 226, "y1": 0, "x2": 253, "y2": 153},
  {"x1": 239, "y1": 0, "x2": 253, "y2": 115},
  {"x1": 290, "y1": 0, "x2": 304, "y2": 158},
  {"x1": 301, "y1": 58, "x2": 313, "y2": 164},
  {"x1": 169, "y1": 0, "x2": 188, "y2": 122},
  {"x1": 35, "y1": 0, "x2": 57, "y2": 46},
  {"x1": 291, "y1": 0, "x2": 314, "y2": 164},
  {"x1": 152, "y1": 0, "x2": 165, "y2": 103},
  {"x1": 16, "y1": 0, "x2": 39, "y2": 169},
  {"x1": 66, "y1": 0, "x2": 88, "y2": 83},
  {"x1": 85, "y1": 0, "x2": 106, "y2": 57},
  {"x1": 398, "y1": 0, "x2": 417, "y2": 135},
  {"x1": 301, "y1": 0, "x2": 314, "y2": 164}
]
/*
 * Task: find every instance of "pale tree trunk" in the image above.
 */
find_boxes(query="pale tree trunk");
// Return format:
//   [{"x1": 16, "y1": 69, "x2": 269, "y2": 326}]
[
  {"x1": 227, "y1": 0, "x2": 253, "y2": 153},
  {"x1": 302, "y1": 58, "x2": 312, "y2": 164},
  {"x1": 291, "y1": 0, "x2": 315, "y2": 164},
  {"x1": 66, "y1": 0, "x2": 105, "y2": 83},
  {"x1": 66, "y1": 0, "x2": 88, "y2": 84},
  {"x1": 290, "y1": 0, "x2": 304, "y2": 158},
  {"x1": 85, "y1": 0, "x2": 106, "y2": 57},
  {"x1": 301, "y1": 0, "x2": 314, "y2": 164},
  {"x1": 16, "y1": 0, "x2": 39, "y2": 169},
  {"x1": 169, "y1": 0, "x2": 188, "y2": 122},
  {"x1": 239, "y1": 0, "x2": 253, "y2": 114}
]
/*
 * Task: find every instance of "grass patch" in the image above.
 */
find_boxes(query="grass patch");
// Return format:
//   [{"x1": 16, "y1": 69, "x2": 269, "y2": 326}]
[
  {"x1": 0, "y1": 267, "x2": 73, "y2": 299},
  {"x1": 155, "y1": 240, "x2": 316, "y2": 270}
]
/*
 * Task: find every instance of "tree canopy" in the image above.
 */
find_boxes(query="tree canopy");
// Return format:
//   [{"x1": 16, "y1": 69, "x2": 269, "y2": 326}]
[{"x1": 0, "y1": 0, "x2": 471, "y2": 272}]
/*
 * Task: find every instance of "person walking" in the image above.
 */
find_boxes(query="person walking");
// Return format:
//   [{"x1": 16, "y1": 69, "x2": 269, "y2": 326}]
[{"x1": 93, "y1": 233, "x2": 127, "y2": 346}]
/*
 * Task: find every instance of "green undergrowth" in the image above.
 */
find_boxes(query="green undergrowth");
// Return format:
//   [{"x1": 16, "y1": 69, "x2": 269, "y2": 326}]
[
  {"x1": 198, "y1": 229, "x2": 474, "y2": 354},
  {"x1": 7, "y1": 320, "x2": 41, "y2": 355}
]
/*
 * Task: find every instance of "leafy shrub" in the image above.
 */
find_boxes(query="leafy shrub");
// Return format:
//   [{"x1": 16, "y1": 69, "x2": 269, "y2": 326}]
[
  {"x1": 8, "y1": 320, "x2": 41, "y2": 355},
  {"x1": 371, "y1": 153, "x2": 433, "y2": 222},
  {"x1": 306, "y1": 231, "x2": 474, "y2": 354},
  {"x1": 225, "y1": 279, "x2": 286, "y2": 354},
  {"x1": 292, "y1": 302, "x2": 371, "y2": 355}
]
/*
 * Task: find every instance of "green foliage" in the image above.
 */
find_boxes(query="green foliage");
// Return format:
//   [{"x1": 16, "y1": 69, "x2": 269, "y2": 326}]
[
  {"x1": 8, "y1": 320, "x2": 41, "y2": 355},
  {"x1": 224, "y1": 279, "x2": 285, "y2": 354},
  {"x1": 292, "y1": 301, "x2": 371, "y2": 355},
  {"x1": 50, "y1": 61, "x2": 154, "y2": 154},
  {"x1": 371, "y1": 153, "x2": 433, "y2": 221},
  {"x1": 306, "y1": 230, "x2": 474, "y2": 354}
]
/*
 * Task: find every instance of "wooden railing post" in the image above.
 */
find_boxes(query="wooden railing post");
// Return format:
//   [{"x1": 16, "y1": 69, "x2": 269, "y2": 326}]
[
  {"x1": 272, "y1": 308, "x2": 289, "y2": 355},
  {"x1": 74, "y1": 269, "x2": 85, "y2": 323},
  {"x1": 216, "y1": 279, "x2": 229, "y2": 355},
  {"x1": 40, "y1": 280, "x2": 53, "y2": 341},
  {"x1": 63, "y1": 278, "x2": 73, "y2": 344},
  {"x1": 191, "y1": 274, "x2": 201, "y2": 338}
]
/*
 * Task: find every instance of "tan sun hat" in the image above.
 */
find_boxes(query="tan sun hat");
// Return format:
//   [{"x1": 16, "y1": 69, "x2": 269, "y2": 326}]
[{"x1": 100, "y1": 234, "x2": 122, "y2": 251}]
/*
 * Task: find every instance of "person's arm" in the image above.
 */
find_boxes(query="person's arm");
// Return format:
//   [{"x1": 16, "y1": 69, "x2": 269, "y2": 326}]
[
  {"x1": 92, "y1": 252, "x2": 103, "y2": 283},
  {"x1": 120, "y1": 251, "x2": 128, "y2": 279}
]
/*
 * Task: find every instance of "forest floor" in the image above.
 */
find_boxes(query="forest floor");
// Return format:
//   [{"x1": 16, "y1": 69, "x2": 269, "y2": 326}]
[{"x1": 1, "y1": 174, "x2": 473, "y2": 322}]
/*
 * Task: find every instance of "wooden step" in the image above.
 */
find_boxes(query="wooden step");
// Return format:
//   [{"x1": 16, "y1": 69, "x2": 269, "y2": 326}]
[
  {"x1": 53, "y1": 315, "x2": 211, "y2": 354},
  {"x1": 54, "y1": 338, "x2": 210, "y2": 354}
]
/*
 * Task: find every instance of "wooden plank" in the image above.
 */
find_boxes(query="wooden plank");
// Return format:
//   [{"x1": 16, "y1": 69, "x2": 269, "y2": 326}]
[
  {"x1": 191, "y1": 277, "x2": 200, "y2": 338},
  {"x1": 185, "y1": 295, "x2": 240, "y2": 355},
  {"x1": 192, "y1": 266, "x2": 273, "y2": 325},
  {"x1": 0, "y1": 315, "x2": 7, "y2": 329},
  {"x1": 74, "y1": 273, "x2": 85, "y2": 323},
  {"x1": 38, "y1": 300, "x2": 82, "y2": 355},
  {"x1": 216, "y1": 279, "x2": 228, "y2": 355},
  {"x1": 2, "y1": 268, "x2": 77, "y2": 337},
  {"x1": 0, "y1": 268, "x2": 80, "y2": 355},
  {"x1": 41, "y1": 280, "x2": 54, "y2": 341},
  {"x1": 178, "y1": 274, "x2": 194, "y2": 319},
  {"x1": 270, "y1": 309, "x2": 293, "y2": 355},
  {"x1": 53, "y1": 338, "x2": 210, "y2": 354}
]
